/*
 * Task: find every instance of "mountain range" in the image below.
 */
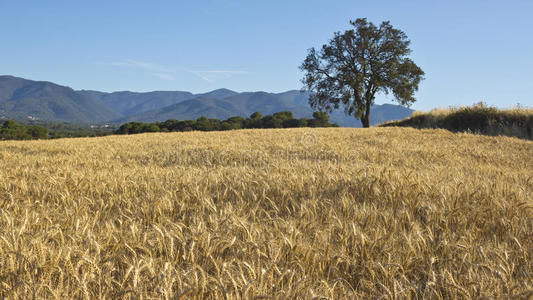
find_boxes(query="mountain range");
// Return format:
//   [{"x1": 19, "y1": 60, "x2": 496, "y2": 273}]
[{"x1": 0, "y1": 75, "x2": 414, "y2": 127}]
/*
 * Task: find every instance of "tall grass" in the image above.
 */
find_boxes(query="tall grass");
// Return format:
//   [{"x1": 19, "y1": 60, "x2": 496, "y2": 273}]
[
  {"x1": 0, "y1": 128, "x2": 532, "y2": 298},
  {"x1": 382, "y1": 102, "x2": 533, "y2": 140}
]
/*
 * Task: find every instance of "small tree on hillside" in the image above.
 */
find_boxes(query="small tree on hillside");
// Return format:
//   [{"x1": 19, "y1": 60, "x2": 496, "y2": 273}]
[{"x1": 300, "y1": 18, "x2": 424, "y2": 127}]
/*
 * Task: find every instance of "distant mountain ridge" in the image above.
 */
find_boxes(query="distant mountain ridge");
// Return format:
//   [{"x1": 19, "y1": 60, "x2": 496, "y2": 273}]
[
  {"x1": 0, "y1": 75, "x2": 414, "y2": 127},
  {"x1": 0, "y1": 76, "x2": 119, "y2": 122}
]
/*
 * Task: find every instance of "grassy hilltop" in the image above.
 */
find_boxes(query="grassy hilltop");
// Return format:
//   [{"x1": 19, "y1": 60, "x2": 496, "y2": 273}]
[
  {"x1": 0, "y1": 128, "x2": 532, "y2": 298},
  {"x1": 383, "y1": 103, "x2": 533, "y2": 140}
]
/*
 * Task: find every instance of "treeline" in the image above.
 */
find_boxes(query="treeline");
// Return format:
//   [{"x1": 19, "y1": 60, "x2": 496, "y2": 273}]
[
  {"x1": 0, "y1": 111, "x2": 339, "y2": 141},
  {"x1": 116, "y1": 111, "x2": 338, "y2": 134},
  {"x1": 41, "y1": 122, "x2": 115, "y2": 139},
  {"x1": 0, "y1": 120, "x2": 49, "y2": 140},
  {"x1": 0, "y1": 120, "x2": 116, "y2": 140}
]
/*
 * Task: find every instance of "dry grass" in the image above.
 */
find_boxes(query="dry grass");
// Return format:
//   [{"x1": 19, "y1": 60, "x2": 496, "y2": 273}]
[
  {"x1": 383, "y1": 103, "x2": 533, "y2": 141},
  {"x1": 414, "y1": 106, "x2": 533, "y2": 117},
  {"x1": 0, "y1": 127, "x2": 532, "y2": 299}
]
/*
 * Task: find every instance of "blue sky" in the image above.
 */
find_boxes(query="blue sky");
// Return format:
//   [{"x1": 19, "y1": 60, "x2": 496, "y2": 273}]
[{"x1": 1, "y1": 0, "x2": 532, "y2": 110}]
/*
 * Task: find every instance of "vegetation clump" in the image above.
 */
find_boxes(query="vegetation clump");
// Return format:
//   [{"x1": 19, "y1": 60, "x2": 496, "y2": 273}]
[
  {"x1": 382, "y1": 102, "x2": 533, "y2": 140},
  {"x1": 0, "y1": 120, "x2": 49, "y2": 140},
  {"x1": 115, "y1": 110, "x2": 337, "y2": 134},
  {"x1": 0, "y1": 120, "x2": 116, "y2": 140}
]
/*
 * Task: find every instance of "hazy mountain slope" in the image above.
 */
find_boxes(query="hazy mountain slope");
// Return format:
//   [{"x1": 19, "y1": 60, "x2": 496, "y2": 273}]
[
  {"x1": 219, "y1": 92, "x2": 313, "y2": 117},
  {"x1": 0, "y1": 75, "x2": 34, "y2": 102},
  {"x1": 120, "y1": 91, "x2": 196, "y2": 115},
  {"x1": 274, "y1": 90, "x2": 311, "y2": 106},
  {"x1": 0, "y1": 75, "x2": 414, "y2": 125},
  {"x1": 117, "y1": 92, "x2": 316, "y2": 123},
  {"x1": 80, "y1": 89, "x2": 234, "y2": 116},
  {"x1": 195, "y1": 88, "x2": 238, "y2": 99},
  {"x1": 77, "y1": 90, "x2": 195, "y2": 115},
  {"x1": 0, "y1": 76, "x2": 120, "y2": 122},
  {"x1": 115, "y1": 97, "x2": 242, "y2": 123},
  {"x1": 109, "y1": 90, "x2": 414, "y2": 126}
]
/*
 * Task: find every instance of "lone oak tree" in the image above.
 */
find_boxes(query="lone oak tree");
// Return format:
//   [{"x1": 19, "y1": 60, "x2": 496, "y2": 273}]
[{"x1": 300, "y1": 18, "x2": 424, "y2": 127}]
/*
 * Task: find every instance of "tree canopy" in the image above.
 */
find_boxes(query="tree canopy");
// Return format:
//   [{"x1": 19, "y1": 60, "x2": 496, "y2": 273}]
[
  {"x1": 0, "y1": 120, "x2": 49, "y2": 140},
  {"x1": 300, "y1": 18, "x2": 424, "y2": 127},
  {"x1": 116, "y1": 111, "x2": 338, "y2": 135}
]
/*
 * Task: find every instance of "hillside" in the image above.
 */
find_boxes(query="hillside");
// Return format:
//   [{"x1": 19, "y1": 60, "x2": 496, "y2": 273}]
[
  {"x1": 382, "y1": 103, "x2": 533, "y2": 140},
  {"x1": 78, "y1": 90, "x2": 195, "y2": 115},
  {"x1": 113, "y1": 91, "x2": 413, "y2": 126},
  {"x1": 116, "y1": 92, "x2": 314, "y2": 123},
  {"x1": 0, "y1": 76, "x2": 413, "y2": 126},
  {"x1": 0, "y1": 76, "x2": 120, "y2": 122},
  {"x1": 0, "y1": 128, "x2": 532, "y2": 298}
]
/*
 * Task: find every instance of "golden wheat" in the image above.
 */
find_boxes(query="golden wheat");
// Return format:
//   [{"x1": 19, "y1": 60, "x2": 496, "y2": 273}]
[{"x1": 0, "y1": 127, "x2": 532, "y2": 299}]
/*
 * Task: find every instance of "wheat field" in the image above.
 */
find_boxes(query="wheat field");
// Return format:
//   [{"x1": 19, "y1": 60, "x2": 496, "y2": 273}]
[{"x1": 0, "y1": 127, "x2": 532, "y2": 299}]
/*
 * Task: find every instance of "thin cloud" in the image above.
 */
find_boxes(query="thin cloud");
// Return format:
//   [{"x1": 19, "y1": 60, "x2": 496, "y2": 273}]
[
  {"x1": 192, "y1": 70, "x2": 249, "y2": 74},
  {"x1": 94, "y1": 61, "x2": 248, "y2": 83},
  {"x1": 94, "y1": 60, "x2": 176, "y2": 81},
  {"x1": 190, "y1": 72, "x2": 215, "y2": 83},
  {"x1": 186, "y1": 69, "x2": 249, "y2": 83},
  {"x1": 126, "y1": 60, "x2": 174, "y2": 73},
  {"x1": 94, "y1": 60, "x2": 174, "y2": 73}
]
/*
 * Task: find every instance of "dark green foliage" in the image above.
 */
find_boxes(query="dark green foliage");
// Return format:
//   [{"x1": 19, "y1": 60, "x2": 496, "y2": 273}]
[
  {"x1": 382, "y1": 103, "x2": 533, "y2": 140},
  {"x1": 297, "y1": 118, "x2": 308, "y2": 127},
  {"x1": 194, "y1": 116, "x2": 215, "y2": 131},
  {"x1": 158, "y1": 120, "x2": 182, "y2": 131},
  {"x1": 245, "y1": 112, "x2": 263, "y2": 128},
  {"x1": 263, "y1": 111, "x2": 296, "y2": 128},
  {"x1": 273, "y1": 111, "x2": 294, "y2": 121},
  {"x1": 311, "y1": 111, "x2": 330, "y2": 127},
  {"x1": 250, "y1": 112, "x2": 262, "y2": 120},
  {"x1": 116, "y1": 122, "x2": 160, "y2": 134},
  {"x1": 0, "y1": 120, "x2": 49, "y2": 140},
  {"x1": 282, "y1": 118, "x2": 300, "y2": 128},
  {"x1": 0, "y1": 119, "x2": 117, "y2": 140},
  {"x1": 261, "y1": 116, "x2": 283, "y2": 128},
  {"x1": 116, "y1": 111, "x2": 338, "y2": 135},
  {"x1": 44, "y1": 122, "x2": 115, "y2": 138},
  {"x1": 222, "y1": 116, "x2": 246, "y2": 130},
  {"x1": 300, "y1": 18, "x2": 424, "y2": 127}
]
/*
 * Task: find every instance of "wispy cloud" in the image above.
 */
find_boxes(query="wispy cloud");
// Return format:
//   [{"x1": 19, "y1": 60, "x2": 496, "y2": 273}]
[
  {"x1": 94, "y1": 60, "x2": 175, "y2": 80},
  {"x1": 186, "y1": 70, "x2": 249, "y2": 83},
  {"x1": 188, "y1": 71, "x2": 215, "y2": 83},
  {"x1": 94, "y1": 60, "x2": 249, "y2": 83},
  {"x1": 192, "y1": 70, "x2": 249, "y2": 74}
]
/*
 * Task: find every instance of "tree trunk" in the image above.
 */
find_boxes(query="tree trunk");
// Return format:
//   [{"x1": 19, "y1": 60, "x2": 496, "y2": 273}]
[
  {"x1": 361, "y1": 104, "x2": 371, "y2": 128},
  {"x1": 361, "y1": 114, "x2": 370, "y2": 128}
]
